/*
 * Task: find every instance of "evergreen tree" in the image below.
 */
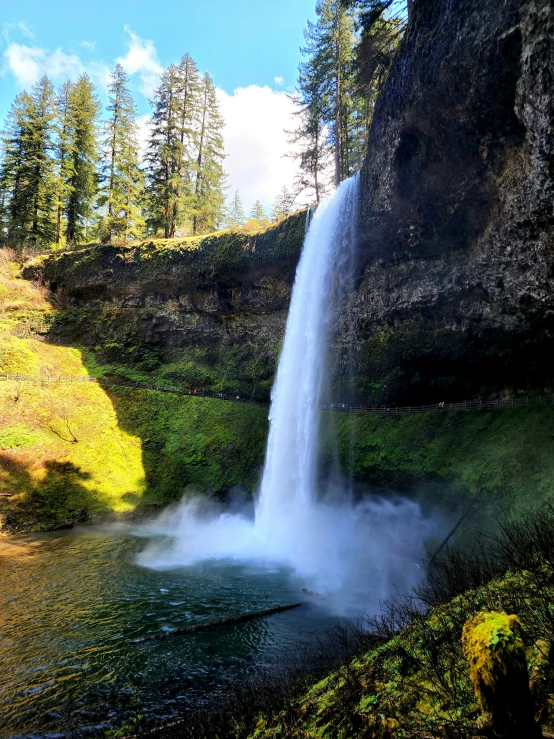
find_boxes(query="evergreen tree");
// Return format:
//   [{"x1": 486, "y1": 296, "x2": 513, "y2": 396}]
[
  {"x1": 0, "y1": 76, "x2": 56, "y2": 250},
  {"x1": 287, "y1": 53, "x2": 332, "y2": 203},
  {"x1": 98, "y1": 64, "x2": 144, "y2": 243},
  {"x1": 271, "y1": 186, "x2": 295, "y2": 222},
  {"x1": 65, "y1": 74, "x2": 100, "y2": 245},
  {"x1": 174, "y1": 53, "x2": 201, "y2": 233},
  {"x1": 53, "y1": 81, "x2": 76, "y2": 246},
  {"x1": 192, "y1": 73, "x2": 226, "y2": 235},
  {"x1": 228, "y1": 190, "x2": 245, "y2": 228},
  {"x1": 342, "y1": 0, "x2": 405, "y2": 104},
  {"x1": 250, "y1": 199, "x2": 268, "y2": 225},
  {"x1": 146, "y1": 65, "x2": 181, "y2": 237},
  {"x1": 146, "y1": 56, "x2": 203, "y2": 238},
  {"x1": 292, "y1": 1, "x2": 366, "y2": 189}
]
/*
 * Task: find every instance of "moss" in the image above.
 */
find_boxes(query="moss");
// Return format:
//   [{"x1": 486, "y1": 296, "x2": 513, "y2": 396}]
[
  {"x1": 0, "y1": 424, "x2": 45, "y2": 450},
  {"x1": 252, "y1": 569, "x2": 554, "y2": 738},
  {"x1": 327, "y1": 408, "x2": 554, "y2": 519},
  {"x1": 23, "y1": 210, "x2": 306, "y2": 289},
  {"x1": 0, "y1": 336, "x2": 40, "y2": 374},
  {"x1": 0, "y1": 252, "x2": 269, "y2": 532},
  {"x1": 462, "y1": 612, "x2": 541, "y2": 735}
]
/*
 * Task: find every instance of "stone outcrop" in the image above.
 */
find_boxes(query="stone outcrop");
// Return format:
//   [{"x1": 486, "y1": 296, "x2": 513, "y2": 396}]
[
  {"x1": 25, "y1": 0, "x2": 554, "y2": 405},
  {"x1": 23, "y1": 215, "x2": 306, "y2": 397},
  {"x1": 349, "y1": 0, "x2": 554, "y2": 403}
]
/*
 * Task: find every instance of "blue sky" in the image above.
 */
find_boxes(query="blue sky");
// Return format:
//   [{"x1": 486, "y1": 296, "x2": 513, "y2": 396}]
[{"x1": 0, "y1": 0, "x2": 317, "y2": 209}]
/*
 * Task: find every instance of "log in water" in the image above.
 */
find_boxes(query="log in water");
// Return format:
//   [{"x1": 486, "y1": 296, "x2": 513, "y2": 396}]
[{"x1": 131, "y1": 602, "x2": 305, "y2": 643}]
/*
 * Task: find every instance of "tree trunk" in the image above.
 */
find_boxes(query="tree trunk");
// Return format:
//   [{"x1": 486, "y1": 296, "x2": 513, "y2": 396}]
[
  {"x1": 408, "y1": 0, "x2": 414, "y2": 20},
  {"x1": 335, "y1": 38, "x2": 342, "y2": 188},
  {"x1": 193, "y1": 86, "x2": 208, "y2": 236}
]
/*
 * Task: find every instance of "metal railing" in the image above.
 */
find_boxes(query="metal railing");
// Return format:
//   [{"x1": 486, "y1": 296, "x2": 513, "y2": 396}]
[{"x1": 1, "y1": 374, "x2": 552, "y2": 415}]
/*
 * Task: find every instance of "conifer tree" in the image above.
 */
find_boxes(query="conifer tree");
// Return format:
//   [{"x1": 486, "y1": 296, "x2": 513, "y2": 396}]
[
  {"x1": 174, "y1": 53, "x2": 201, "y2": 232},
  {"x1": 98, "y1": 64, "x2": 144, "y2": 243},
  {"x1": 53, "y1": 81, "x2": 76, "y2": 245},
  {"x1": 147, "y1": 61, "x2": 201, "y2": 238},
  {"x1": 287, "y1": 53, "x2": 332, "y2": 203},
  {"x1": 271, "y1": 186, "x2": 295, "y2": 222},
  {"x1": 228, "y1": 190, "x2": 245, "y2": 228},
  {"x1": 292, "y1": 1, "x2": 366, "y2": 189},
  {"x1": 64, "y1": 74, "x2": 100, "y2": 245},
  {"x1": 0, "y1": 77, "x2": 56, "y2": 250},
  {"x1": 192, "y1": 73, "x2": 226, "y2": 235},
  {"x1": 250, "y1": 200, "x2": 268, "y2": 225},
  {"x1": 146, "y1": 65, "x2": 180, "y2": 237}
]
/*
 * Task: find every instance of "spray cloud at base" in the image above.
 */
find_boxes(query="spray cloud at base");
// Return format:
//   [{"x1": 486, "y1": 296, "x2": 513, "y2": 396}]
[{"x1": 138, "y1": 177, "x2": 440, "y2": 615}]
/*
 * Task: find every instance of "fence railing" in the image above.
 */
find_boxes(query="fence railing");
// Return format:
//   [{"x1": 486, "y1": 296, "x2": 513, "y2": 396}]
[{"x1": 1, "y1": 374, "x2": 552, "y2": 415}]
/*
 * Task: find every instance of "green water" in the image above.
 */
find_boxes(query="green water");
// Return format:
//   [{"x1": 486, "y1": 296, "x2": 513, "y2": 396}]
[{"x1": 0, "y1": 527, "x2": 338, "y2": 738}]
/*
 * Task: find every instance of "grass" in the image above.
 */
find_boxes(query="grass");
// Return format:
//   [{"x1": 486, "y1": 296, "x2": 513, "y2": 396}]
[{"x1": 0, "y1": 250, "x2": 269, "y2": 533}]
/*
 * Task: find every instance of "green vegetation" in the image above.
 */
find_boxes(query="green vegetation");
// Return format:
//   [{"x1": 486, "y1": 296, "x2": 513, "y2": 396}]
[
  {"x1": 328, "y1": 408, "x2": 554, "y2": 517},
  {"x1": 250, "y1": 513, "x2": 554, "y2": 738},
  {"x1": 252, "y1": 570, "x2": 553, "y2": 738},
  {"x1": 0, "y1": 249, "x2": 268, "y2": 533}
]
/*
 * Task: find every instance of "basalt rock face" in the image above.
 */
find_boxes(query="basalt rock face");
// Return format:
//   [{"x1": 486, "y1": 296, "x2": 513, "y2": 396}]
[
  {"x1": 25, "y1": 0, "x2": 553, "y2": 405},
  {"x1": 23, "y1": 215, "x2": 305, "y2": 397},
  {"x1": 346, "y1": 0, "x2": 554, "y2": 404}
]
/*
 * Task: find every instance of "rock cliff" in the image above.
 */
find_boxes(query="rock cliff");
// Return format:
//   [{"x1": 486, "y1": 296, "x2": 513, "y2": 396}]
[
  {"x1": 25, "y1": 0, "x2": 554, "y2": 407},
  {"x1": 349, "y1": 0, "x2": 554, "y2": 403}
]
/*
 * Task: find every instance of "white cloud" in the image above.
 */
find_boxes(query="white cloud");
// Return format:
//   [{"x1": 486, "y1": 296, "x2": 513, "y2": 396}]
[
  {"x1": 116, "y1": 26, "x2": 162, "y2": 98},
  {"x1": 2, "y1": 21, "x2": 34, "y2": 44},
  {"x1": 3, "y1": 43, "x2": 85, "y2": 87},
  {"x1": 136, "y1": 113, "x2": 152, "y2": 160},
  {"x1": 217, "y1": 85, "x2": 302, "y2": 212},
  {"x1": 273, "y1": 76, "x2": 284, "y2": 86},
  {"x1": 2, "y1": 41, "x2": 110, "y2": 93},
  {"x1": 81, "y1": 40, "x2": 96, "y2": 51}
]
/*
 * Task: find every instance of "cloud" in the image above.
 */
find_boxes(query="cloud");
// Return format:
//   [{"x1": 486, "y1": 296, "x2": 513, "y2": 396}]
[
  {"x1": 3, "y1": 43, "x2": 85, "y2": 87},
  {"x1": 2, "y1": 21, "x2": 34, "y2": 44},
  {"x1": 116, "y1": 26, "x2": 162, "y2": 98},
  {"x1": 273, "y1": 76, "x2": 284, "y2": 86},
  {"x1": 2, "y1": 41, "x2": 110, "y2": 93},
  {"x1": 217, "y1": 85, "x2": 302, "y2": 212},
  {"x1": 81, "y1": 40, "x2": 96, "y2": 52},
  {"x1": 136, "y1": 113, "x2": 152, "y2": 160}
]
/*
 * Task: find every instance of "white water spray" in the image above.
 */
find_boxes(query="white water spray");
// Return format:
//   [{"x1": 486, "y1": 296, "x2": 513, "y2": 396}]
[{"x1": 138, "y1": 178, "x2": 438, "y2": 614}]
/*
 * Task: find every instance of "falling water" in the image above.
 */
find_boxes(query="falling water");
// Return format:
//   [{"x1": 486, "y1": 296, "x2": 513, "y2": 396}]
[
  {"x1": 138, "y1": 177, "x2": 438, "y2": 614},
  {"x1": 256, "y1": 177, "x2": 359, "y2": 532}
]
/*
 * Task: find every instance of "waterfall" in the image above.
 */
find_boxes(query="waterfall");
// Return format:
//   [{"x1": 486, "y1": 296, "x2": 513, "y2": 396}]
[
  {"x1": 256, "y1": 176, "x2": 359, "y2": 533},
  {"x1": 138, "y1": 177, "x2": 437, "y2": 614}
]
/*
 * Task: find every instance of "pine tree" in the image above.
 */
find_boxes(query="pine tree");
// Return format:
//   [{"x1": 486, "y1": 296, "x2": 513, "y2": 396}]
[
  {"x1": 65, "y1": 74, "x2": 100, "y2": 245},
  {"x1": 250, "y1": 200, "x2": 268, "y2": 225},
  {"x1": 53, "y1": 81, "x2": 76, "y2": 246},
  {"x1": 174, "y1": 53, "x2": 201, "y2": 233},
  {"x1": 146, "y1": 65, "x2": 180, "y2": 237},
  {"x1": 287, "y1": 53, "x2": 332, "y2": 204},
  {"x1": 146, "y1": 60, "x2": 201, "y2": 238},
  {"x1": 292, "y1": 1, "x2": 365, "y2": 189},
  {"x1": 271, "y1": 186, "x2": 295, "y2": 222},
  {"x1": 228, "y1": 190, "x2": 245, "y2": 228},
  {"x1": 0, "y1": 77, "x2": 56, "y2": 250},
  {"x1": 192, "y1": 73, "x2": 226, "y2": 235},
  {"x1": 98, "y1": 64, "x2": 144, "y2": 243}
]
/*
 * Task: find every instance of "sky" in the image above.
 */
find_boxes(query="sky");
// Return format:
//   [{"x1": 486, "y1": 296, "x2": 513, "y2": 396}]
[{"x1": 0, "y1": 0, "x2": 317, "y2": 211}]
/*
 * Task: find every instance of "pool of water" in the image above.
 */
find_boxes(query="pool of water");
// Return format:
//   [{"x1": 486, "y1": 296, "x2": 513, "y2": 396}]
[{"x1": 0, "y1": 526, "x2": 342, "y2": 738}]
